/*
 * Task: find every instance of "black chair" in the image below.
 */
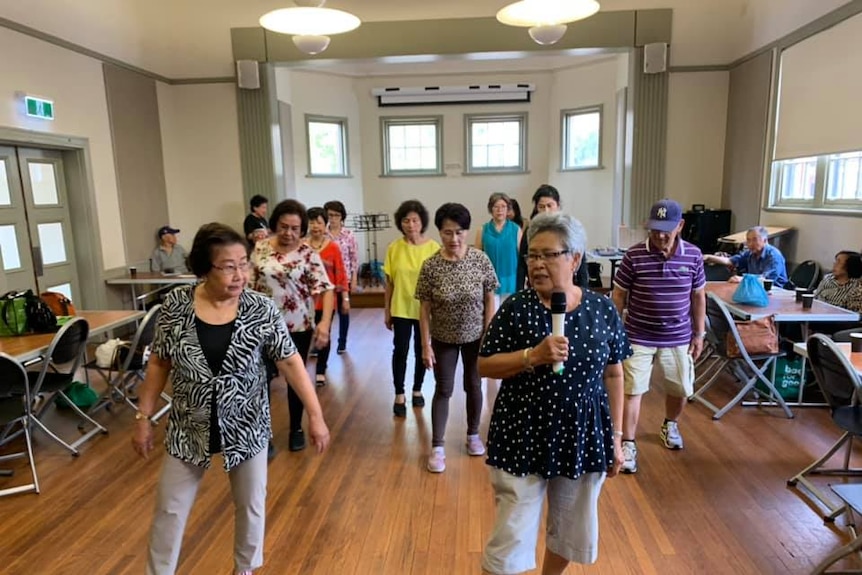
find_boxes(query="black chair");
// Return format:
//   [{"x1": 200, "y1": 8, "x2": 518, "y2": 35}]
[
  {"x1": 704, "y1": 263, "x2": 732, "y2": 282},
  {"x1": 689, "y1": 293, "x2": 793, "y2": 419},
  {"x1": 87, "y1": 304, "x2": 171, "y2": 423},
  {"x1": 0, "y1": 353, "x2": 40, "y2": 497},
  {"x1": 787, "y1": 334, "x2": 862, "y2": 521},
  {"x1": 788, "y1": 260, "x2": 821, "y2": 291},
  {"x1": 17, "y1": 317, "x2": 106, "y2": 456}
]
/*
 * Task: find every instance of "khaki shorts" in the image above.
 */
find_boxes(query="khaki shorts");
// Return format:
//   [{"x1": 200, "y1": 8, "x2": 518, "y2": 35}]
[
  {"x1": 623, "y1": 344, "x2": 695, "y2": 398},
  {"x1": 482, "y1": 468, "x2": 606, "y2": 574}
]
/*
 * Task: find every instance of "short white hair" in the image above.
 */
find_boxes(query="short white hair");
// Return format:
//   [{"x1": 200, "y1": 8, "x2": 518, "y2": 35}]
[{"x1": 527, "y1": 212, "x2": 587, "y2": 255}]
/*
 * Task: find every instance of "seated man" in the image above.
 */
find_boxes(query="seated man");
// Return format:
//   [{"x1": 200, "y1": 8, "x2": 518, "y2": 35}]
[
  {"x1": 703, "y1": 226, "x2": 788, "y2": 287},
  {"x1": 151, "y1": 225, "x2": 188, "y2": 273}
]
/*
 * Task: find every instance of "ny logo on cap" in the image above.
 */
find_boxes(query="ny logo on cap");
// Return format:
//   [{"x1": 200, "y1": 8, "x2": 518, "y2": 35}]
[{"x1": 657, "y1": 207, "x2": 668, "y2": 219}]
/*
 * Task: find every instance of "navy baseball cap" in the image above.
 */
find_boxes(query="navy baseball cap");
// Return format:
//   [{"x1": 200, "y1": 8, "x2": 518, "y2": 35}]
[
  {"x1": 158, "y1": 225, "x2": 180, "y2": 237},
  {"x1": 647, "y1": 199, "x2": 683, "y2": 233}
]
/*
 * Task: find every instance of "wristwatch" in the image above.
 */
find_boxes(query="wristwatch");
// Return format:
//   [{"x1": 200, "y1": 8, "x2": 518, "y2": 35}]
[
  {"x1": 694, "y1": 331, "x2": 707, "y2": 340},
  {"x1": 135, "y1": 412, "x2": 151, "y2": 421}
]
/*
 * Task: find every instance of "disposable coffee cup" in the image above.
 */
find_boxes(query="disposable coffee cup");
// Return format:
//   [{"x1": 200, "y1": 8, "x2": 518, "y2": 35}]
[
  {"x1": 795, "y1": 288, "x2": 808, "y2": 302},
  {"x1": 801, "y1": 294, "x2": 815, "y2": 309},
  {"x1": 129, "y1": 266, "x2": 137, "y2": 277},
  {"x1": 851, "y1": 333, "x2": 862, "y2": 353},
  {"x1": 763, "y1": 278, "x2": 773, "y2": 292}
]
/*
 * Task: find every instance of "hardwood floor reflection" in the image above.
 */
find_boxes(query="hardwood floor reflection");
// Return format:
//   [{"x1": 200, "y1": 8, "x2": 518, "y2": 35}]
[{"x1": 0, "y1": 307, "x2": 859, "y2": 574}]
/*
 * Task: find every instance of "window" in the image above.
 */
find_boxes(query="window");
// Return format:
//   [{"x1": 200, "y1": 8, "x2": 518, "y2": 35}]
[
  {"x1": 465, "y1": 113, "x2": 527, "y2": 174},
  {"x1": 305, "y1": 115, "x2": 349, "y2": 177},
  {"x1": 381, "y1": 116, "x2": 442, "y2": 176},
  {"x1": 561, "y1": 106, "x2": 602, "y2": 170},
  {"x1": 769, "y1": 151, "x2": 862, "y2": 211}
]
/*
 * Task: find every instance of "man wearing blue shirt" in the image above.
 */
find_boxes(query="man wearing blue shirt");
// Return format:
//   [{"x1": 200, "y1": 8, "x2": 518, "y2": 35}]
[{"x1": 704, "y1": 226, "x2": 789, "y2": 287}]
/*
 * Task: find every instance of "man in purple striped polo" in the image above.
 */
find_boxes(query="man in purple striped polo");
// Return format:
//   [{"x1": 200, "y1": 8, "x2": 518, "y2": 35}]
[{"x1": 611, "y1": 199, "x2": 706, "y2": 474}]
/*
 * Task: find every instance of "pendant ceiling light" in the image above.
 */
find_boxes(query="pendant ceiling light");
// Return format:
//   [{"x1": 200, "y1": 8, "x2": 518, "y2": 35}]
[
  {"x1": 259, "y1": 1, "x2": 361, "y2": 56},
  {"x1": 496, "y1": 0, "x2": 601, "y2": 46}
]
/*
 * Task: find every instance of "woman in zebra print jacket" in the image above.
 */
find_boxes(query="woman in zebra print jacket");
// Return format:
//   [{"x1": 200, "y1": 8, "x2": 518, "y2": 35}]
[{"x1": 133, "y1": 223, "x2": 330, "y2": 575}]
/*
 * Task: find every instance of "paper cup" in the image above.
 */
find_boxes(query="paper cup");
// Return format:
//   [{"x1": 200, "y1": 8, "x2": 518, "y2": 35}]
[
  {"x1": 851, "y1": 333, "x2": 862, "y2": 353},
  {"x1": 795, "y1": 288, "x2": 808, "y2": 302},
  {"x1": 801, "y1": 294, "x2": 815, "y2": 309}
]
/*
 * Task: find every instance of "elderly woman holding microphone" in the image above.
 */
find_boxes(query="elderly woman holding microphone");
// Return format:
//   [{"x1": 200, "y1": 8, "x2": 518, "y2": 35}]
[
  {"x1": 132, "y1": 223, "x2": 330, "y2": 575},
  {"x1": 479, "y1": 212, "x2": 630, "y2": 575}
]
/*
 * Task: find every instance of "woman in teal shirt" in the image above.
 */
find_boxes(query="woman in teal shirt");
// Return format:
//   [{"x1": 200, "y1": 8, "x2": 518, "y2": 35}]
[{"x1": 476, "y1": 192, "x2": 522, "y2": 300}]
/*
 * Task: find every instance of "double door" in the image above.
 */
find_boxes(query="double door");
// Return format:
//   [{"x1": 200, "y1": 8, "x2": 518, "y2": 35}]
[{"x1": 0, "y1": 146, "x2": 79, "y2": 301}]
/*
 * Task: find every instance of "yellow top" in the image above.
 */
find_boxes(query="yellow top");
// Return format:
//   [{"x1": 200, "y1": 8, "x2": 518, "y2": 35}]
[{"x1": 383, "y1": 237, "x2": 440, "y2": 320}]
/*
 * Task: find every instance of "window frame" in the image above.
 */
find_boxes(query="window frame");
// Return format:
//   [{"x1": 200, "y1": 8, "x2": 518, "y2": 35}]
[
  {"x1": 305, "y1": 114, "x2": 350, "y2": 178},
  {"x1": 463, "y1": 112, "x2": 528, "y2": 175},
  {"x1": 767, "y1": 150, "x2": 862, "y2": 214},
  {"x1": 560, "y1": 105, "x2": 603, "y2": 171},
  {"x1": 380, "y1": 116, "x2": 444, "y2": 177}
]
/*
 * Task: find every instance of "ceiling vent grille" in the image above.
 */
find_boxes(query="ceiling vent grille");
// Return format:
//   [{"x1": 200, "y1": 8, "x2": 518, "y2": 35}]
[{"x1": 371, "y1": 83, "x2": 535, "y2": 107}]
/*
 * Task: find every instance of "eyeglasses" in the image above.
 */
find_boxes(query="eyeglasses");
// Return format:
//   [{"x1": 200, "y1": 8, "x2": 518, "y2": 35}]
[
  {"x1": 524, "y1": 250, "x2": 570, "y2": 263},
  {"x1": 212, "y1": 262, "x2": 251, "y2": 276}
]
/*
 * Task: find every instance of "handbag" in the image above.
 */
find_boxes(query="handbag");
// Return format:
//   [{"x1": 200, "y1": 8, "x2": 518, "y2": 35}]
[
  {"x1": 731, "y1": 274, "x2": 769, "y2": 307},
  {"x1": 0, "y1": 291, "x2": 30, "y2": 336},
  {"x1": 95, "y1": 338, "x2": 129, "y2": 369},
  {"x1": 726, "y1": 316, "x2": 779, "y2": 358},
  {"x1": 40, "y1": 291, "x2": 77, "y2": 317},
  {"x1": 25, "y1": 293, "x2": 58, "y2": 333}
]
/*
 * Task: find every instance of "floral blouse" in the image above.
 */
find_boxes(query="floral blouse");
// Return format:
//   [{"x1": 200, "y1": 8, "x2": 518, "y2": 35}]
[
  {"x1": 152, "y1": 286, "x2": 296, "y2": 471},
  {"x1": 480, "y1": 289, "x2": 632, "y2": 479},
  {"x1": 329, "y1": 226, "x2": 359, "y2": 281},
  {"x1": 250, "y1": 241, "x2": 334, "y2": 333}
]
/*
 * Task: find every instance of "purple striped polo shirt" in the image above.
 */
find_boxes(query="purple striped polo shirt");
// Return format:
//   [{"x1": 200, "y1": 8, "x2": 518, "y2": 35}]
[{"x1": 613, "y1": 238, "x2": 705, "y2": 347}]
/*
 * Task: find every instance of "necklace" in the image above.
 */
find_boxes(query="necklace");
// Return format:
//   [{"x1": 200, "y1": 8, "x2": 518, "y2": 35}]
[{"x1": 308, "y1": 237, "x2": 326, "y2": 251}]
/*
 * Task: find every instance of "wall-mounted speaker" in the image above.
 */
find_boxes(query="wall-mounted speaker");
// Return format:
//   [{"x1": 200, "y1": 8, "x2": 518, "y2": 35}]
[
  {"x1": 643, "y1": 42, "x2": 668, "y2": 74},
  {"x1": 236, "y1": 60, "x2": 260, "y2": 90}
]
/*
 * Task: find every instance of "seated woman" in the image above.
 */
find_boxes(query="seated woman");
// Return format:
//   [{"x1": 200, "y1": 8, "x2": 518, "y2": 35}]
[
  {"x1": 814, "y1": 251, "x2": 862, "y2": 336},
  {"x1": 815, "y1": 251, "x2": 862, "y2": 312}
]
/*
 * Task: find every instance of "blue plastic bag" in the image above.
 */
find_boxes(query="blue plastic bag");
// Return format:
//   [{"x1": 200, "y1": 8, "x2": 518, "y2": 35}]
[{"x1": 732, "y1": 274, "x2": 769, "y2": 307}]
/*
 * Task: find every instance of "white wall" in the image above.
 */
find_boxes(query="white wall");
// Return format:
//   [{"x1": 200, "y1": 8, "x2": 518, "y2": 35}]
[
  {"x1": 547, "y1": 57, "x2": 623, "y2": 249},
  {"x1": 760, "y1": 212, "x2": 862, "y2": 268},
  {"x1": 0, "y1": 26, "x2": 124, "y2": 269},
  {"x1": 665, "y1": 71, "x2": 729, "y2": 212},
  {"x1": 157, "y1": 82, "x2": 245, "y2": 239}
]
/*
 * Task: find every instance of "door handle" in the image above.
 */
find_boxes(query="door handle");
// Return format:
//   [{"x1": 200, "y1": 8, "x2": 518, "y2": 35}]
[{"x1": 32, "y1": 246, "x2": 43, "y2": 276}]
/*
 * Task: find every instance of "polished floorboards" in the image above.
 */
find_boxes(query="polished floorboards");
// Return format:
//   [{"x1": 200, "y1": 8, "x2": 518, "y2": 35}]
[{"x1": 1, "y1": 307, "x2": 861, "y2": 574}]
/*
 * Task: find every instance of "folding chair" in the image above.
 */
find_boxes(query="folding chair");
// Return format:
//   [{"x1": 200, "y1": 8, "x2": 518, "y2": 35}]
[
  {"x1": 787, "y1": 334, "x2": 862, "y2": 522},
  {"x1": 87, "y1": 304, "x2": 171, "y2": 423},
  {"x1": 0, "y1": 353, "x2": 39, "y2": 497},
  {"x1": 16, "y1": 317, "x2": 106, "y2": 456},
  {"x1": 811, "y1": 484, "x2": 862, "y2": 574},
  {"x1": 689, "y1": 292, "x2": 793, "y2": 419}
]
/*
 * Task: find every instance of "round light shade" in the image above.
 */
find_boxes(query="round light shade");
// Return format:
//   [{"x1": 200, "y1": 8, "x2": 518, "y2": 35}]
[
  {"x1": 260, "y1": 7, "x2": 361, "y2": 36},
  {"x1": 497, "y1": 0, "x2": 600, "y2": 27},
  {"x1": 528, "y1": 24, "x2": 568, "y2": 45},
  {"x1": 292, "y1": 34, "x2": 331, "y2": 55}
]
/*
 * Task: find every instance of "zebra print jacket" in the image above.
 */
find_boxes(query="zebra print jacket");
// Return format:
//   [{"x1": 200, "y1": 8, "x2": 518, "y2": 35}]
[{"x1": 152, "y1": 285, "x2": 296, "y2": 471}]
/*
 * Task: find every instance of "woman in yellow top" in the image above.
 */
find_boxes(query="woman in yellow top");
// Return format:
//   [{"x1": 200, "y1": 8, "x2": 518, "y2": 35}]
[{"x1": 384, "y1": 200, "x2": 440, "y2": 417}]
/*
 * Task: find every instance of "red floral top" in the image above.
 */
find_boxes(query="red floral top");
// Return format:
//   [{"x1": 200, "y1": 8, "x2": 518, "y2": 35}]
[
  {"x1": 310, "y1": 240, "x2": 348, "y2": 311},
  {"x1": 250, "y1": 241, "x2": 333, "y2": 333}
]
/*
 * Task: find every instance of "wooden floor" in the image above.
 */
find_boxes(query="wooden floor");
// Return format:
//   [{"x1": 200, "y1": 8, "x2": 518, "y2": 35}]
[{"x1": 2, "y1": 308, "x2": 862, "y2": 574}]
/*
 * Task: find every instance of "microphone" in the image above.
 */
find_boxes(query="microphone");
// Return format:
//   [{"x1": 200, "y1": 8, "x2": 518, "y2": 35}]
[{"x1": 551, "y1": 290, "x2": 567, "y2": 375}]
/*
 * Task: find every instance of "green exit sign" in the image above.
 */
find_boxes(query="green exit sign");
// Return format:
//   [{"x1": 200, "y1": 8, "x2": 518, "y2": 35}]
[{"x1": 25, "y1": 96, "x2": 54, "y2": 120}]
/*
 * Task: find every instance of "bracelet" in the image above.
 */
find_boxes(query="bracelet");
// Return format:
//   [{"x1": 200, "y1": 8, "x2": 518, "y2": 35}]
[
  {"x1": 612, "y1": 430, "x2": 624, "y2": 437},
  {"x1": 522, "y1": 347, "x2": 534, "y2": 373}
]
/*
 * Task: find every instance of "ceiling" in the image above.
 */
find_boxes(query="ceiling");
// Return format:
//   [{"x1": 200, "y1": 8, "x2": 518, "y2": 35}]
[{"x1": 0, "y1": 0, "x2": 852, "y2": 79}]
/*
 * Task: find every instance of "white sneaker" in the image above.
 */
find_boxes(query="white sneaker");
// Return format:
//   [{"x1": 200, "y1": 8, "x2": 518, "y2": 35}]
[
  {"x1": 466, "y1": 434, "x2": 486, "y2": 456},
  {"x1": 661, "y1": 420, "x2": 684, "y2": 450},
  {"x1": 621, "y1": 440, "x2": 638, "y2": 474},
  {"x1": 427, "y1": 447, "x2": 446, "y2": 473}
]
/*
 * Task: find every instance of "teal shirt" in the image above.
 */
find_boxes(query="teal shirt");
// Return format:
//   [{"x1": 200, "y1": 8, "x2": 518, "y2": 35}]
[{"x1": 482, "y1": 220, "x2": 519, "y2": 294}]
